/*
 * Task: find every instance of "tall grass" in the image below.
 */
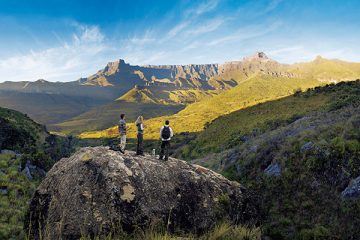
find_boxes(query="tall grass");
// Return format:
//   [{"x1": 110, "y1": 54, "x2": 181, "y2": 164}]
[{"x1": 77, "y1": 222, "x2": 261, "y2": 240}]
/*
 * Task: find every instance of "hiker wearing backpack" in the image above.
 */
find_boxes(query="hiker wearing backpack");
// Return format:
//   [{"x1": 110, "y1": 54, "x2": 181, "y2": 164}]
[
  {"x1": 135, "y1": 116, "x2": 145, "y2": 156},
  {"x1": 118, "y1": 113, "x2": 127, "y2": 154},
  {"x1": 159, "y1": 120, "x2": 173, "y2": 161}
]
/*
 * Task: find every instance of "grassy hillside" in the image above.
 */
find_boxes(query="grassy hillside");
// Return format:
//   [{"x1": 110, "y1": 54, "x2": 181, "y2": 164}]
[
  {"x1": 80, "y1": 74, "x2": 321, "y2": 139},
  {"x1": 189, "y1": 80, "x2": 360, "y2": 239},
  {"x1": 0, "y1": 107, "x2": 94, "y2": 239},
  {"x1": 118, "y1": 86, "x2": 221, "y2": 105},
  {"x1": 0, "y1": 153, "x2": 39, "y2": 239},
  {"x1": 289, "y1": 56, "x2": 360, "y2": 81},
  {"x1": 51, "y1": 101, "x2": 184, "y2": 134},
  {"x1": 180, "y1": 80, "x2": 360, "y2": 158},
  {"x1": 0, "y1": 107, "x2": 48, "y2": 151}
]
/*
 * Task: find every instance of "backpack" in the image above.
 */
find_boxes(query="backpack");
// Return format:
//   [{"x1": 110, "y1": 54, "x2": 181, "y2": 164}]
[{"x1": 161, "y1": 126, "x2": 171, "y2": 139}]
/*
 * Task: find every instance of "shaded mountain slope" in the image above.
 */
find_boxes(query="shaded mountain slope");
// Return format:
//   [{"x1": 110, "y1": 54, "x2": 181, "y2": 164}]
[
  {"x1": 0, "y1": 90, "x2": 108, "y2": 124},
  {"x1": 0, "y1": 107, "x2": 48, "y2": 150},
  {"x1": 0, "y1": 107, "x2": 78, "y2": 239}
]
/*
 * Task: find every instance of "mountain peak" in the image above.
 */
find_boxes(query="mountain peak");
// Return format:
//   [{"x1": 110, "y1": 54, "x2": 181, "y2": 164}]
[
  {"x1": 104, "y1": 59, "x2": 129, "y2": 74},
  {"x1": 35, "y1": 79, "x2": 49, "y2": 83},
  {"x1": 314, "y1": 55, "x2": 324, "y2": 61},
  {"x1": 243, "y1": 52, "x2": 269, "y2": 62}
]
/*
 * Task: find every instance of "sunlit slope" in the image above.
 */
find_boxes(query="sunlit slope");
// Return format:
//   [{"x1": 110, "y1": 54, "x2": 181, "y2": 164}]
[
  {"x1": 117, "y1": 86, "x2": 221, "y2": 105},
  {"x1": 80, "y1": 74, "x2": 321, "y2": 139},
  {"x1": 180, "y1": 86, "x2": 336, "y2": 158},
  {"x1": 289, "y1": 56, "x2": 360, "y2": 81},
  {"x1": 51, "y1": 101, "x2": 184, "y2": 134}
]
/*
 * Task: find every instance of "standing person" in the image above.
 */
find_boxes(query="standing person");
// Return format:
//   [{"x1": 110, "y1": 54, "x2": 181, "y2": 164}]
[
  {"x1": 135, "y1": 116, "x2": 145, "y2": 156},
  {"x1": 118, "y1": 113, "x2": 127, "y2": 154},
  {"x1": 159, "y1": 120, "x2": 173, "y2": 161}
]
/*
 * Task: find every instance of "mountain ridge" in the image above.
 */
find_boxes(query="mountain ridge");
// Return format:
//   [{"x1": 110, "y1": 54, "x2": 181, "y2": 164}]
[{"x1": 1, "y1": 52, "x2": 360, "y2": 135}]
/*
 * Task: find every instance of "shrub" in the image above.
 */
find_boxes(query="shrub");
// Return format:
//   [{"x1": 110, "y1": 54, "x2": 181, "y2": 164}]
[{"x1": 297, "y1": 226, "x2": 330, "y2": 240}]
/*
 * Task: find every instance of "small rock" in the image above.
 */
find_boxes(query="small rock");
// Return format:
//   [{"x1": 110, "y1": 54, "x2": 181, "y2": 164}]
[
  {"x1": 22, "y1": 160, "x2": 46, "y2": 180},
  {"x1": 1, "y1": 149, "x2": 15, "y2": 154},
  {"x1": 0, "y1": 186, "x2": 8, "y2": 195},
  {"x1": 249, "y1": 145, "x2": 258, "y2": 153},
  {"x1": 264, "y1": 163, "x2": 282, "y2": 177},
  {"x1": 341, "y1": 176, "x2": 360, "y2": 199},
  {"x1": 300, "y1": 142, "x2": 314, "y2": 153}
]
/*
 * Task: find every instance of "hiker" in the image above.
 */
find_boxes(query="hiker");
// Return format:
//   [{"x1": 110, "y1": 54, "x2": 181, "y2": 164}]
[
  {"x1": 135, "y1": 115, "x2": 144, "y2": 156},
  {"x1": 118, "y1": 113, "x2": 127, "y2": 154},
  {"x1": 159, "y1": 120, "x2": 173, "y2": 161}
]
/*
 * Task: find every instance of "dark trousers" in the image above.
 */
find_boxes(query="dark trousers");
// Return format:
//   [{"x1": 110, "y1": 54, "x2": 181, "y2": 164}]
[
  {"x1": 160, "y1": 141, "x2": 170, "y2": 160},
  {"x1": 136, "y1": 133, "x2": 144, "y2": 155}
]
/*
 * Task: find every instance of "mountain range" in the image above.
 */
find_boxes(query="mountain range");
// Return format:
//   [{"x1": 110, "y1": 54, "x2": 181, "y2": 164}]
[{"x1": 1, "y1": 52, "x2": 360, "y2": 136}]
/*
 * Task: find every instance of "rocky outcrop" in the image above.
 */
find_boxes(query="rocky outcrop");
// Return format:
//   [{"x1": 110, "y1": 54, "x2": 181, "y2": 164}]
[
  {"x1": 27, "y1": 147, "x2": 257, "y2": 239},
  {"x1": 341, "y1": 176, "x2": 360, "y2": 199},
  {"x1": 264, "y1": 163, "x2": 282, "y2": 177},
  {"x1": 21, "y1": 160, "x2": 46, "y2": 180}
]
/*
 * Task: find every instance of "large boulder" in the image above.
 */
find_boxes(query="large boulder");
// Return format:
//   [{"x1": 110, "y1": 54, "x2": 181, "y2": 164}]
[{"x1": 26, "y1": 147, "x2": 257, "y2": 239}]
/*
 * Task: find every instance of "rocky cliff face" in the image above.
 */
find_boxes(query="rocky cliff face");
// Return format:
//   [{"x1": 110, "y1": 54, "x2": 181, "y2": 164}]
[{"x1": 26, "y1": 147, "x2": 257, "y2": 239}]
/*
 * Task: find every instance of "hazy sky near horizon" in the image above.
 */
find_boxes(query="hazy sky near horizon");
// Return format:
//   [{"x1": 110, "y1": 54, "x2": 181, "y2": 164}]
[{"x1": 0, "y1": 0, "x2": 359, "y2": 82}]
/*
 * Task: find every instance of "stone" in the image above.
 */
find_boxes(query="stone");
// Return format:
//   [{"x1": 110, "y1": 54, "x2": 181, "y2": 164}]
[
  {"x1": 0, "y1": 186, "x2": 8, "y2": 195},
  {"x1": 26, "y1": 147, "x2": 257, "y2": 239},
  {"x1": 341, "y1": 176, "x2": 360, "y2": 199},
  {"x1": 1, "y1": 149, "x2": 15, "y2": 155},
  {"x1": 264, "y1": 163, "x2": 282, "y2": 177},
  {"x1": 300, "y1": 141, "x2": 314, "y2": 153},
  {"x1": 21, "y1": 160, "x2": 46, "y2": 180}
]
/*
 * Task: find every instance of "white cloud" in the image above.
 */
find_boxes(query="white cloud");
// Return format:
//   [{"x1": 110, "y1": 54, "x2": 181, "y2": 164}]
[
  {"x1": 185, "y1": 17, "x2": 226, "y2": 35},
  {"x1": 164, "y1": 21, "x2": 191, "y2": 40},
  {"x1": 207, "y1": 21, "x2": 283, "y2": 46},
  {"x1": 188, "y1": 0, "x2": 220, "y2": 16},
  {"x1": 0, "y1": 24, "x2": 114, "y2": 82},
  {"x1": 128, "y1": 30, "x2": 156, "y2": 45},
  {"x1": 267, "y1": 46, "x2": 348, "y2": 63},
  {"x1": 163, "y1": 0, "x2": 223, "y2": 41}
]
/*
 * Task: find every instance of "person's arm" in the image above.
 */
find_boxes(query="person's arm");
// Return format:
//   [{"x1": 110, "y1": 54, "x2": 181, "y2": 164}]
[
  {"x1": 160, "y1": 126, "x2": 163, "y2": 138},
  {"x1": 170, "y1": 127, "x2": 174, "y2": 138},
  {"x1": 140, "y1": 124, "x2": 144, "y2": 130}
]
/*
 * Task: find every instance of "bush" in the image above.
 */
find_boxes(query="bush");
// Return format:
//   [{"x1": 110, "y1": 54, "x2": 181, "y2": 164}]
[{"x1": 297, "y1": 226, "x2": 330, "y2": 240}]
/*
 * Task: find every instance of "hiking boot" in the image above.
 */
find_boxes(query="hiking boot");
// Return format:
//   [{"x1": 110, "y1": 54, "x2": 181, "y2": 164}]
[{"x1": 119, "y1": 149, "x2": 125, "y2": 154}]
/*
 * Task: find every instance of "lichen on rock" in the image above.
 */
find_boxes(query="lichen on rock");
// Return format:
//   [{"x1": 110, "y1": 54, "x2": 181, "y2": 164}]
[{"x1": 26, "y1": 147, "x2": 257, "y2": 239}]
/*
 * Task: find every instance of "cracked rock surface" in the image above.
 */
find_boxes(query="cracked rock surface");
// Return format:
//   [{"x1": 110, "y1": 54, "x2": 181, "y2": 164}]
[{"x1": 27, "y1": 147, "x2": 256, "y2": 239}]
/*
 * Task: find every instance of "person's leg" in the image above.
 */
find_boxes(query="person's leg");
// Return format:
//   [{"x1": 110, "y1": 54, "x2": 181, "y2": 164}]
[
  {"x1": 136, "y1": 133, "x2": 144, "y2": 155},
  {"x1": 159, "y1": 141, "x2": 165, "y2": 160},
  {"x1": 120, "y1": 135, "x2": 126, "y2": 152},
  {"x1": 136, "y1": 134, "x2": 140, "y2": 154},
  {"x1": 164, "y1": 141, "x2": 170, "y2": 161},
  {"x1": 139, "y1": 134, "x2": 144, "y2": 155}
]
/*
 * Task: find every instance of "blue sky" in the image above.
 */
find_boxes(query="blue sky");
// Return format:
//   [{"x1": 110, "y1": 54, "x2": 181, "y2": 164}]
[{"x1": 0, "y1": 0, "x2": 359, "y2": 82}]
